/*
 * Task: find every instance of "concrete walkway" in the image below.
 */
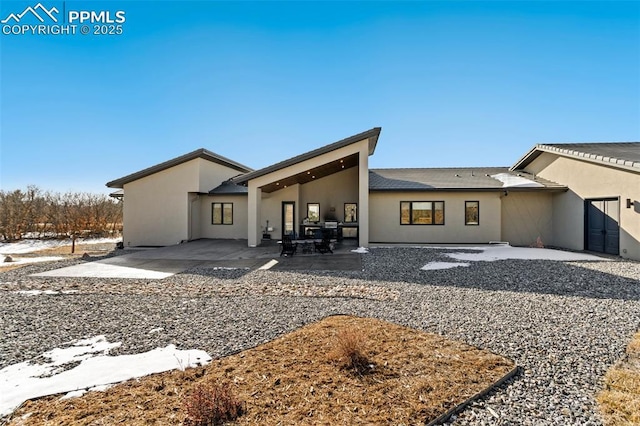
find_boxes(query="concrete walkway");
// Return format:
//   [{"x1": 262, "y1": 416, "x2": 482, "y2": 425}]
[{"x1": 32, "y1": 239, "x2": 360, "y2": 279}]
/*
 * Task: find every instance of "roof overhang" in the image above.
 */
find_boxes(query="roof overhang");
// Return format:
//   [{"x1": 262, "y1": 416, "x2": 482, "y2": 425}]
[
  {"x1": 106, "y1": 148, "x2": 253, "y2": 189},
  {"x1": 232, "y1": 127, "x2": 381, "y2": 187},
  {"x1": 258, "y1": 153, "x2": 359, "y2": 193},
  {"x1": 370, "y1": 186, "x2": 568, "y2": 193},
  {"x1": 511, "y1": 143, "x2": 640, "y2": 174}
]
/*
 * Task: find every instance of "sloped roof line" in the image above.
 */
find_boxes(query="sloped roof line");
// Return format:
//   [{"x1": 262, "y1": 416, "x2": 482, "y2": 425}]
[
  {"x1": 511, "y1": 142, "x2": 640, "y2": 172},
  {"x1": 369, "y1": 167, "x2": 566, "y2": 191},
  {"x1": 106, "y1": 148, "x2": 253, "y2": 188},
  {"x1": 232, "y1": 127, "x2": 381, "y2": 184}
]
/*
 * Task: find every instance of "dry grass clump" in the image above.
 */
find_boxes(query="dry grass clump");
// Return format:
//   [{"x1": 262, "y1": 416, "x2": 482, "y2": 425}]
[
  {"x1": 183, "y1": 382, "x2": 244, "y2": 426},
  {"x1": 8, "y1": 315, "x2": 515, "y2": 425},
  {"x1": 331, "y1": 326, "x2": 374, "y2": 376},
  {"x1": 598, "y1": 332, "x2": 640, "y2": 425}
]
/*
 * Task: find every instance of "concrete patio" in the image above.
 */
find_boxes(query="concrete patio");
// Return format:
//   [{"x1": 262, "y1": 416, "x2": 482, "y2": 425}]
[{"x1": 32, "y1": 239, "x2": 362, "y2": 279}]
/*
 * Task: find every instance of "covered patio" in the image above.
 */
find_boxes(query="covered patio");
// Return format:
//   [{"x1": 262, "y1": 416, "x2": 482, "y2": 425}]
[{"x1": 231, "y1": 128, "x2": 381, "y2": 248}]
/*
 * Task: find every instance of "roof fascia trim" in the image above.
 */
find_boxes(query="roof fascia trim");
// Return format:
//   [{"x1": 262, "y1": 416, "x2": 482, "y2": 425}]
[
  {"x1": 369, "y1": 186, "x2": 568, "y2": 193},
  {"x1": 512, "y1": 144, "x2": 640, "y2": 174},
  {"x1": 233, "y1": 127, "x2": 381, "y2": 184},
  {"x1": 106, "y1": 148, "x2": 253, "y2": 188}
]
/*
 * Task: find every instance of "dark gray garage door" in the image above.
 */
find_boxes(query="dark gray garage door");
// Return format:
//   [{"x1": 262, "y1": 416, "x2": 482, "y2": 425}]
[{"x1": 586, "y1": 198, "x2": 620, "y2": 255}]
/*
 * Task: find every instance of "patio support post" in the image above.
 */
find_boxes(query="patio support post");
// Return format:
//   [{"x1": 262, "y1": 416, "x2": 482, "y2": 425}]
[
  {"x1": 358, "y1": 146, "x2": 369, "y2": 247},
  {"x1": 248, "y1": 183, "x2": 261, "y2": 247}
]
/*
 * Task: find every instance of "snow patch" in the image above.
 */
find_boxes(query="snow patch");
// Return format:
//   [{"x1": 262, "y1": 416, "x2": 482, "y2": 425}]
[
  {"x1": 351, "y1": 247, "x2": 369, "y2": 254},
  {"x1": 14, "y1": 289, "x2": 77, "y2": 296},
  {"x1": 258, "y1": 259, "x2": 278, "y2": 270},
  {"x1": 421, "y1": 244, "x2": 607, "y2": 271},
  {"x1": 444, "y1": 245, "x2": 606, "y2": 262},
  {"x1": 2, "y1": 256, "x2": 64, "y2": 266},
  {"x1": 0, "y1": 237, "x2": 121, "y2": 255},
  {"x1": 421, "y1": 262, "x2": 470, "y2": 271},
  {"x1": 0, "y1": 335, "x2": 211, "y2": 417},
  {"x1": 491, "y1": 173, "x2": 543, "y2": 188}
]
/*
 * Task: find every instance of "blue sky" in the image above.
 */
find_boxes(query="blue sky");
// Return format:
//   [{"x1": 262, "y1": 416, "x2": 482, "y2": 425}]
[{"x1": 1, "y1": 1, "x2": 639, "y2": 194}]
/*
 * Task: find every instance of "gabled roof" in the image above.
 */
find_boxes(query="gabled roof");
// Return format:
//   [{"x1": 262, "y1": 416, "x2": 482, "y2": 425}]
[
  {"x1": 106, "y1": 148, "x2": 253, "y2": 188},
  {"x1": 369, "y1": 167, "x2": 566, "y2": 191},
  {"x1": 232, "y1": 127, "x2": 381, "y2": 185},
  {"x1": 511, "y1": 142, "x2": 640, "y2": 173}
]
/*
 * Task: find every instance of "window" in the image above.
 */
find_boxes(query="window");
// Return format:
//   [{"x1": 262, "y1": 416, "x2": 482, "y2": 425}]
[
  {"x1": 400, "y1": 201, "x2": 444, "y2": 225},
  {"x1": 307, "y1": 203, "x2": 320, "y2": 222},
  {"x1": 212, "y1": 203, "x2": 233, "y2": 225},
  {"x1": 344, "y1": 203, "x2": 357, "y2": 223},
  {"x1": 465, "y1": 201, "x2": 479, "y2": 225}
]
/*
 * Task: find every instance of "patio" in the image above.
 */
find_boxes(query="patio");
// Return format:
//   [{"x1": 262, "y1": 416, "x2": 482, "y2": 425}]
[{"x1": 31, "y1": 238, "x2": 362, "y2": 279}]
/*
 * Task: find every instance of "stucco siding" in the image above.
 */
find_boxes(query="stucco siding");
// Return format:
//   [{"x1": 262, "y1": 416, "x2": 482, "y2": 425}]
[
  {"x1": 369, "y1": 192, "x2": 501, "y2": 243},
  {"x1": 122, "y1": 160, "x2": 200, "y2": 246},
  {"x1": 299, "y1": 167, "x2": 359, "y2": 222},
  {"x1": 197, "y1": 158, "x2": 243, "y2": 193},
  {"x1": 501, "y1": 192, "x2": 554, "y2": 247},
  {"x1": 122, "y1": 159, "x2": 246, "y2": 246},
  {"x1": 198, "y1": 195, "x2": 248, "y2": 239},
  {"x1": 524, "y1": 153, "x2": 640, "y2": 260},
  {"x1": 260, "y1": 185, "x2": 300, "y2": 240}
]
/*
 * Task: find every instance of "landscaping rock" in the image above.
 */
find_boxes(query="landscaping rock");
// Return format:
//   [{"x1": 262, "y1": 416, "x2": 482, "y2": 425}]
[{"x1": 0, "y1": 248, "x2": 638, "y2": 425}]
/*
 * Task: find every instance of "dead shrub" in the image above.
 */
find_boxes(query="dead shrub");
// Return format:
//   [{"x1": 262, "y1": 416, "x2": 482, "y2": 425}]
[
  {"x1": 332, "y1": 326, "x2": 374, "y2": 376},
  {"x1": 183, "y1": 382, "x2": 244, "y2": 426}
]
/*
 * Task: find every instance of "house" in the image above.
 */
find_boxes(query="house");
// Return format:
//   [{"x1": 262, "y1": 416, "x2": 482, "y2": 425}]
[{"x1": 106, "y1": 128, "x2": 640, "y2": 261}]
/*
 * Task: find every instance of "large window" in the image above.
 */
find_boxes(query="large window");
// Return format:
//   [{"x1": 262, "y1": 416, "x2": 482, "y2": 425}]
[
  {"x1": 212, "y1": 203, "x2": 233, "y2": 225},
  {"x1": 465, "y1": 201, "x2": 479, "y2": 225},
  {"x1": 400, "y1": 201, "x2": 444, "y2": 225}
]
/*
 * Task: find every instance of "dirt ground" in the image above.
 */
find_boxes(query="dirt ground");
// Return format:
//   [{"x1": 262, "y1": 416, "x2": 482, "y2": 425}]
[
  {"x1": 8, "y1": 316, "x2": 515, "y2": 425},
  {"x1": 0, "y1": 243, "x2": 117, "y2": 272}
]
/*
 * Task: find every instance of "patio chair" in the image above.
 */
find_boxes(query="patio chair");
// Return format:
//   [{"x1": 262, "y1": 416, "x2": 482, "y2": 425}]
[
  {"x1": 280, "y1": 235, "x2": 298, "y2": 257},
  {"x1": 314, "y1": 230, "x2": 333, "y2": 254}
]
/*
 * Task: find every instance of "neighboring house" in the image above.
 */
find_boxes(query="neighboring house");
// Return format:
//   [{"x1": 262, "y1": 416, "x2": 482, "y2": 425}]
[{"x1": 107, "y1": 129, "x2": 640, "y2": 261}]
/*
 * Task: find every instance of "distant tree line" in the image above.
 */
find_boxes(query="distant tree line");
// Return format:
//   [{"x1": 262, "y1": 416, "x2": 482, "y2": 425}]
[{"x1": 0, "y1": 186, "x2": 122, "y2": 242}]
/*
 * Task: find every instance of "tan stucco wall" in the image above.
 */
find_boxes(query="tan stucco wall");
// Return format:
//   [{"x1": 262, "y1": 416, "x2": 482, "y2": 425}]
[
  {"x1": 299, "y1": 167, "x2": 359, "y2": 222},
  {"x1": 122, "y1": 158, "x2": 245, "y2": 246},
  {"x1": 260, "y1": 185, "x2": 300, "y2": 240},
  {"x1": 247, "y1": 139, "x2": 370, "y2": 246},
  {"x1": 198, "y1": 195, "x2": 248, "y2": 239},
  {"x1": 369, "y1": 192, "x2": 502, "y2": 243},
  {"x1": 501, "y1": 192, "x2": 554, "y2": 247},
  {"x1": 198, "y1": 159, "x2": 243, "y2": 193},
  {"x1": 523, "y1": 152, "x2": 640, "y2": 260}
]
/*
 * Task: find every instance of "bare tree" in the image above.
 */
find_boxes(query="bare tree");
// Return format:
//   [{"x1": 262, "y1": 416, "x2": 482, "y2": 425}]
[{"x1": 0, "y1": 186, "x2": 122, "y2": 243}]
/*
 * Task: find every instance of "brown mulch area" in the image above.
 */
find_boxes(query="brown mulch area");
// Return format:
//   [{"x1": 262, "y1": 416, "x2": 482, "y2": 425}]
[
  {"x1": 597, "y1": 332, "x2": 640, "y2": 425},
  {"x1": 9, "y1": 316, "x2": 515, "y2": 425}
]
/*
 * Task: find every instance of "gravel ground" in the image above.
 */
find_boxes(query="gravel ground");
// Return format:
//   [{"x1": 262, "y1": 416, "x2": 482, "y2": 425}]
[{"x1": 1, "y1": 247, "x2": 639, "y2": 425}]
